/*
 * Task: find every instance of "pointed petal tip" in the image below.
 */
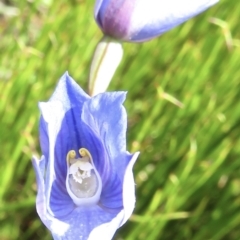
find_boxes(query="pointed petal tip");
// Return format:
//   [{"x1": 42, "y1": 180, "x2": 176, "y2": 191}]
[
  {"x1": 32, "y1": 155, "x2": 44, "y2": 169},
  {"x1": 130, "y1": 151, "x2": 140, "y2": 167},
  {"x1": 114, "y1": 91, "x2": 127, "y2": 104},
  {"x1": 92, "y1": 91, "x2": 127, "y2": 105},
  {"x1": 32, "y1": 155, "x2": 39, "y2": 162},
  {"x1": 59, "y1": 71, "x2": 71, "y2": 84}
]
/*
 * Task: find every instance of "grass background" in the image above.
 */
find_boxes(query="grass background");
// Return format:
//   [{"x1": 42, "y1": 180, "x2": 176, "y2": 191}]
[{"x1": 0, "y1": 0, "x2": 239, "y2": 239}]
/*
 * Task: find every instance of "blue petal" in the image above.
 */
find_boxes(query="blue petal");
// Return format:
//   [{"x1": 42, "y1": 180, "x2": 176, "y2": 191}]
[
  {"x1": 81, "y1": 92, "x2": 135, "y2": 208},
  {"x1": 38, "y1": 73, "x2": 90, "y2": 217},
  {"x1": 38, "y1": 101, "x2": 75, "y2": 217},
  {"x1": 82, "y1": 92, "x2": 130, "y2": 176},
  {"x1": 120, "y1": 152, "x2": 139, "y2": 225},
  {"x1": 32, "y1": 156, "x2": 52, "y2": 229},
  {"x1": 49, "y1": 72, "x2": 90, "y2": 109},
  {"x1": 39, "y1": 72, "x2": 90, "y2": 183},
  {"x1": 67, "y1": 119, "x2": 123, "y2": 209},
  {"x1": 51, "y1": 206, "x2": 121, "y2": 240},
  {"x1": 39, "y1": 117, "x2": 49, "y2": 162},
  {"x1": 129, "y1": 0, "x2": 218, "y2": 41}
]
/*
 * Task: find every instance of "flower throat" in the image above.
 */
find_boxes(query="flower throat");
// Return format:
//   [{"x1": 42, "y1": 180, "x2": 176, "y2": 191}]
[{"x1": 66, "y1": 148, "x2": 102, "y2": 206}]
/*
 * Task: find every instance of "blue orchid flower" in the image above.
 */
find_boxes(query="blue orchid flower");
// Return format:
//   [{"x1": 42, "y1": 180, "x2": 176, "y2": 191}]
[
  {"x1": 95, "y1": 0, "x2": 218, "y2": 42},
  {"x1": 32, "y1": 72, "x2": 139, "y2": 240}
]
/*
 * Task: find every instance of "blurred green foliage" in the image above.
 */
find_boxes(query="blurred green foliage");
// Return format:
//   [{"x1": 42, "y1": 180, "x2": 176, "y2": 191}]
[{"x1": 0, "y1": 0, "x2": 239, "y2": 239}]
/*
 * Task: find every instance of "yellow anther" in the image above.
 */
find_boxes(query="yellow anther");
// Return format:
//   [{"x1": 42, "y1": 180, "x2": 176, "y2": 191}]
[
  {"x1": 79, "y1": 148, "x2": 92, "y2": 160},
  {"x1": 66, "y1": 150, "x2": 76, "y2": 163},
  {"x1": 65, "y1": 147, "x2": 102, "y2": 205}
]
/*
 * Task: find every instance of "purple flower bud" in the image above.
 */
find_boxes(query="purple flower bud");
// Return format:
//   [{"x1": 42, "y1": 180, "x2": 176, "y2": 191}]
[
  {"x1": 95, "y1": 0, "x2": 218, "y2": 42},
  {"x1": 32, "y1": 72, "x2": 139, "y2": 240}
]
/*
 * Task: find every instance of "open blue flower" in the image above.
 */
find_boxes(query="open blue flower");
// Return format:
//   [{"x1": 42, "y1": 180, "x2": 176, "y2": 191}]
[
  {"x1": 95, "y1": 0, "x2": 218, "y2": 42},
  {"x1": 32, "y1": 72, "x2": 139, "y2": 240}
]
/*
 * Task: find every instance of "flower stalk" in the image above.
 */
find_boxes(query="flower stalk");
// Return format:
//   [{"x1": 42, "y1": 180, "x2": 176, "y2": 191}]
[{"x1": 88, "y1": 36, "x2": 123, "y2": 96}]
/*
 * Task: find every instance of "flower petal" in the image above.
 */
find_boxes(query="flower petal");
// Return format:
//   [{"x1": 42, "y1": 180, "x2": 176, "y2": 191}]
[
  {"x1": 46, "y1": 205, "x2": 121, "y2": 240},
  {"x1": 38, "y1": 73, "x2": 90, "y2": 217},
  {"x1": 32, "y1": 155, "x2": 47, "y2": 222},
  {"x1": 88, "y1": 210, "x2": 124, "y2": 240},
  {"x1": 81, "y1": 92, "x2": 129, "y2": 175},
  {"x1": 49, "y1": 71, "x2": 89, "y2": 108},
  {"x1": 80, "y1": 107, "x2": 123, "y2": 209},
  {"x1": 39, "y1": 101, "x2": 75, "y2": 217},
  {"x1": 32, "y1": 155, "x2": 58, "y2": 230},
  {"x1": 39, "y1": 72, "x2": 90, "y2": 185},
  {"x1": 129, "y1": 0, "x2": 219, "y2": 41},
  {"x1": 81, "y1": 92, "x2": 133, "y2": 209}
]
